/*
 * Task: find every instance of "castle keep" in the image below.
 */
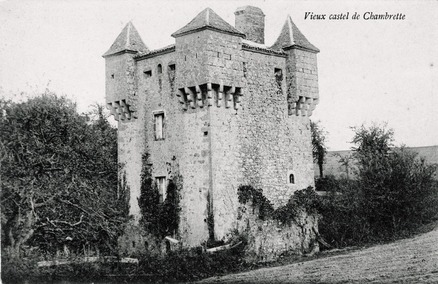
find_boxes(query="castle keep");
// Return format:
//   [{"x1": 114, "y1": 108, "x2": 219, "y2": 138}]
[{"x1": 103, "y1": 6, "x2": 320, "y2": 259}]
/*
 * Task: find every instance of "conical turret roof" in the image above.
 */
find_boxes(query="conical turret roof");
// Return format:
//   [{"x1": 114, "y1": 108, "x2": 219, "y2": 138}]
[
  {"x1": 271, "y1": 15, "x2": 319, "y2": 53},
  {"x1": 103, "y1": 22, "x2": 149, "y2": 57},
  {"x1": 172, "y1": 8, "x2": 245, "y2": 38}
]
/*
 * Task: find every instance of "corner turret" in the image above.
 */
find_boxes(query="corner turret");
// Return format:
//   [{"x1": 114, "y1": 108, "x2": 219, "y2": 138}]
[
  {"x1": 272, "y1": 16, "x2": 319, "y2": 116},
  {"x1": 103, "y1": 22, "x2": 148, "y2": 121}
]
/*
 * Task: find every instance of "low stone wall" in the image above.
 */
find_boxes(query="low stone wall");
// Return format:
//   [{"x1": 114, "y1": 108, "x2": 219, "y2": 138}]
[{"x1": 235, "y1": 203, "x2": 319, "y2": 262}]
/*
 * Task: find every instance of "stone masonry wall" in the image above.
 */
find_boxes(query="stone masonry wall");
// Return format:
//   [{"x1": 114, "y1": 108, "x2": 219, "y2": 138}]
[
  {"x1": 175, "y1": 31, "x2": 210, "y2": 88},
  {"x1": 202, "y1": 31, "x2": 244, "y2": 240},
  {"x1": 236, "y1": 202, "x2": 319, "y2": 262},
  {"x1": 286, "y1": 48, "x2": 319, "y2": 115},
  {"x1": 197, "y1": 30, "x2": 317, "y2": 242},
  {"x1": 235, "y1": 6, "x2": 265, "y2": 44},
  {"x1": 137, "y1": 50, "x2": 212, "y2": 248},
  {"x1": 237, "y1": 49, "x2": 314, "y2": 207},
  {"x1": 105, "y1": 52, "x2": 144, "y2": 220}
]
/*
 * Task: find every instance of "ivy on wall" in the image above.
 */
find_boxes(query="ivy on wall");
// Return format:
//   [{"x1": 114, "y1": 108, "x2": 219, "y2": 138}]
[
  {"x1": 237, "y1": 185, "x2": 320, "y2": 224},
  {"x1": 138, "y1": 153, "x2": 181, "y2": 238}
]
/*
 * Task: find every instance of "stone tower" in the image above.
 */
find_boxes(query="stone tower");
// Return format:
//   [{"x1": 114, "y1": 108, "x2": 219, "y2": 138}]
[{"x1": 103, "y1": 6, "x2": 320, "y2": 258}]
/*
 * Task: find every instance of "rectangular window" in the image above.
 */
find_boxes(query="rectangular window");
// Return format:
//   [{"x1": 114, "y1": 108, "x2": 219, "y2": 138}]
[
  {"x1": 156, "y1": 176, "x2": 166, "y2": 202},
  {"x1": 154, "y1": 112, "x2": 164, "y2": 140},
  {"x1": 144, "y1": 70, "x2": 152, "y2": 78}
]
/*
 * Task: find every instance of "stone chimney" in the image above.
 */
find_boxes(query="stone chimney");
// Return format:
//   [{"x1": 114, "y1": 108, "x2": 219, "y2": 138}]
[{"x1": 234, "y1": 6, "x2": 265, "y2": 44}]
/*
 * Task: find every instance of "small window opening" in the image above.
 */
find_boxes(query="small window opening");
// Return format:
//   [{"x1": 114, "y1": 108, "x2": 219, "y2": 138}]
[
  {"x1": 144, "y1": 70, "x2": 152, "y2": 77},
  {"x1": 144, "y1": 241, "x2": 149, "y2": 250},
  {"x1": 111, "y1": 74, "x2": 114, "y2": 79},
  {"x1": 158, "y1": 64, "x2": 162, "y2": 74},
  {"x1": 289, "y1": 174, "x2": 295, "y2": 184},
  {"x1": 132, "y1": 241, "x2": 136, "y2": 248},
  {"x1": 156, "y1": 176, "x2": 167, "y2": 203},
  {"x1": 184, "y1": 55, "x2": 187, "y2": 61},
  {"x1": 204, "y1": 131, "x2": 208, "y2": 136},
  {"x1": 275, "y1": 68, "x2": 283, "y2": 81},
  {"x1": 168, "y1": 64, "x2": 175, "y2": 71},
  {"x1": 154, "y1": 112, "x2": 164, "y2": 140}
]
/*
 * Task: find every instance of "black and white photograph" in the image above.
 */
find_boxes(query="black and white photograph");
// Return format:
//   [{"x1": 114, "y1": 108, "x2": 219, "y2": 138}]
[{"x1": 1, "y1": 0, "x2": 437, "y2": 283}]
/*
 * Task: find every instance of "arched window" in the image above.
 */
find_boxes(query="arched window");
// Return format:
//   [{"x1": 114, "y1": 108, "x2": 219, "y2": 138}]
[
  {"x1": 157, "y1": 64, "x2": 162, "y2": 74},
  {"x1": 289, "y1": 174, "x2": 295, "y2": 184}
]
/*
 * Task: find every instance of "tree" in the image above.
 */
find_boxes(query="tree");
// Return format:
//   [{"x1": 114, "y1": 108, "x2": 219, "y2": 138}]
[
  {"x1": 336, "y1": 153, "x2": 355, "y2": 179},
  {"x1": 310, "y1": 120, "x2": 328, "y2": 178},
  {"x1": 318, "y1": 123, "x2": 437, "y2": 247},
  {"x1": 351, "y1": 123, "x2": 437, "y2": 237},
  {"x1": 0, "y1": 92, "x2": 129, "y2": 258}
]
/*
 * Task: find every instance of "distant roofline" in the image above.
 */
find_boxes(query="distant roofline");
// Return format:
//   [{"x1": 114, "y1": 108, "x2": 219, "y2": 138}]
[{"x1": 328, "y1": 145, "x2": 438, "y2": 153}]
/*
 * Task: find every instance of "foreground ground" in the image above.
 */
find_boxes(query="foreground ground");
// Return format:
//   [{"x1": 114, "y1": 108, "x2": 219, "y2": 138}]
[{"x1": 199, "y1": 226, "x2": 438, "y2": 283}]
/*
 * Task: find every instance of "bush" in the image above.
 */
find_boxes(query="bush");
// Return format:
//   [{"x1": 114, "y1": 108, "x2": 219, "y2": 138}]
[
  {"x1": 135, "y1": 245, "x2": 246, "y2": 282},
  {"x1": 1, "y1": 93, "x2": 129, "y2": 258},
  {"x1": 317, "y1": 124, "x2": 438, "y2": 248},
  {"x1": 318, "y1": 179, "x2": 371, "y2": 248}
]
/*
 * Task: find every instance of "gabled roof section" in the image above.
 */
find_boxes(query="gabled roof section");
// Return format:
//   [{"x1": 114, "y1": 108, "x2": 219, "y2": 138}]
[
  {"x1": 271, "y1": 15, "x2": 319, "y2": 53},
  {"x1": 172, "y1": 8, "x2": 245, "y2": 38},
  {"x1": 103, "y1": 22, "x2": 149, "y2": 57}
]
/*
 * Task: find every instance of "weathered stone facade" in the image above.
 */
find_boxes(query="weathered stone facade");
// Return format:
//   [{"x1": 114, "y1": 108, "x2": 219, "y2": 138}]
[{"x1": 103, "y1": 6, "x2": 320, "y2": 258}]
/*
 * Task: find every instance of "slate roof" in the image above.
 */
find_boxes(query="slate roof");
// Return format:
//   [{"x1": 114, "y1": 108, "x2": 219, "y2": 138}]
[
  {"x1": 135, "y1": 44, "x2": 176, "y2": 60},
  {"x1": 242, "y1": 39, "x2": 286, "y2": 56},
  {"x1": 103, "y1": 22, "x2": 149, "y2": 57},
  {"x1": 172, "y1": 8, "x2": 245, "y2": 38},
  {"x1": 270, "y1": 16, "x2": 319, "y2": 53}
]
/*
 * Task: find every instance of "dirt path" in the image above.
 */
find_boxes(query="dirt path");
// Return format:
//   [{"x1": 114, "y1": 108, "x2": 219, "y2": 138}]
[{"x1": 199, "y1": 228, "x2": 438, "y2": 283}]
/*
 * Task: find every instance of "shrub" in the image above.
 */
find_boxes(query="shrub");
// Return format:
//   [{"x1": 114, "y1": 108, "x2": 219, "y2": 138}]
[
  {"x1": 138, "y1": 153, "x2": 181, "y2": 239},
  {"x1": 135, "y1": 245, "x2": 246, "y2": 282},
  {"x1": 0, "y1": 93, "x2": 128, "y2": 259},
  {"x1": 317, "y1": 124, "x2": 438, "y2": 248}
]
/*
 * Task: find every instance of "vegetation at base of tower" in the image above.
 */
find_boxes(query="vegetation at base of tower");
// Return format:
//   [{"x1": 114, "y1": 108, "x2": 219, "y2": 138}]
[
  {"x1": 316, "y1": 123, "x2": 438, "y2": 248},
  {"x1": 0, "y1": 92, "x2": 130, "y2": 261},
  {"x1": 237, "y1": 185, "x2": 321, "y2": 223},
  {"x1": 310, "y1": 120, "x2": 328, "y2": 178},
  {"x1": 2, "y1": 243, "x2": 248, "y2": 283},
  {"x1": 138, "y1": 153, "x2": 181, "y2": 238}
]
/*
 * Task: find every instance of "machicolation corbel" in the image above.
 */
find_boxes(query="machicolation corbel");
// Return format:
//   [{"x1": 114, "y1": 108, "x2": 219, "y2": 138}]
[{"x1": 178, "y1": 83, "x2": 242, "y2": 111}]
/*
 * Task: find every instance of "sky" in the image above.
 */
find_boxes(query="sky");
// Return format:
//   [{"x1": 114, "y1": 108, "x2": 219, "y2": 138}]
[{"x1": 0, "y1": 0, "x2": 437, "y2": 150}]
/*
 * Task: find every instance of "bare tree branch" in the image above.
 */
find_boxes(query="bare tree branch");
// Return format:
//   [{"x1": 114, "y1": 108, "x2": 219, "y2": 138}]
[{"x1": 46, "y1": 214, "x2": 84, "y2": 227}]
